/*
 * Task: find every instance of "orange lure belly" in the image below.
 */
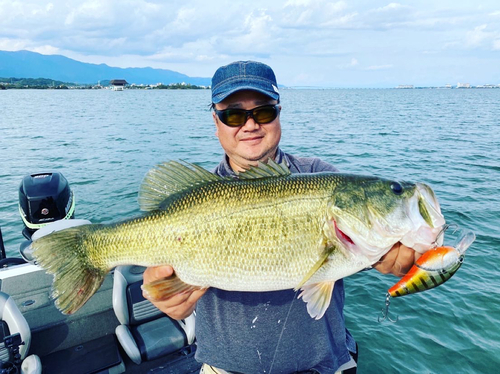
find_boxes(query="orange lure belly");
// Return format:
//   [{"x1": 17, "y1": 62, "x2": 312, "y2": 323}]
[{"x1": 388, "y1": 246, "x2": 463, "y2": 297}]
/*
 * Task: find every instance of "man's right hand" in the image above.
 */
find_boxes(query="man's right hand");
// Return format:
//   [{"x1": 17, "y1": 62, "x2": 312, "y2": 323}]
[{"x1": 142, "y1": 265, "x2": 207, "y2": 320}]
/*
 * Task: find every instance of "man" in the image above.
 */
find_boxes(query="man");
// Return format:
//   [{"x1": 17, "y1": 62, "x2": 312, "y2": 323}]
[{"x1": 143, "y1": 61, "x2": 418, "y2": 373}]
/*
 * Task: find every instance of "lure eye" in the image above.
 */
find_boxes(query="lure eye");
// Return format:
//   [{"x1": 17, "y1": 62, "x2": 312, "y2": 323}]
[{"x1": 390, "y1": 182, "x2": 404, "y2": 195}]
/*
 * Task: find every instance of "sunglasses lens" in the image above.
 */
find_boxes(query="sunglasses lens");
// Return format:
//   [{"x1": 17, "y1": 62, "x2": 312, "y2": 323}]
[
  {"x1": 253, "y1": 106, "x2": 278, "y2": 124},
  {"x1": 220, "y1": 110, "x2": 248, "y2": 127}
]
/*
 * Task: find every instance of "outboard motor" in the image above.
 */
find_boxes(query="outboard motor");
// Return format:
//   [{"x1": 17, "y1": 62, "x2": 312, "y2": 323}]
[
  {"x1": 0, "y1": 172, "x2": 75, "y2": 267},
  {"x1": 18, "y1": 172, "x2": 75, "y2": 241}
]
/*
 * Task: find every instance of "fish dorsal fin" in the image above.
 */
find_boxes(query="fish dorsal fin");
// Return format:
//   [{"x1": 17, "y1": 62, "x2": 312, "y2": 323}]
[
  {"x1": 138, "y1": 161, "x2": 221, "y2": 211},
  {"x1": 237, "y1": 159, "x2": 291, "y2": 179}
]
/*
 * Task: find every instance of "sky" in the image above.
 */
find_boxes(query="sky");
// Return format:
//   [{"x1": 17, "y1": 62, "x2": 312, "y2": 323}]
[{"x1": 1, "y1": 0, "x2": 499, "y2": 88}]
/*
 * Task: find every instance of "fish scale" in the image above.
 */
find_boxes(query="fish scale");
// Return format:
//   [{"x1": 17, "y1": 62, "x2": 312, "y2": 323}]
[{"x1": 104, "y1": 176, "x2": 330, "y2": 289}]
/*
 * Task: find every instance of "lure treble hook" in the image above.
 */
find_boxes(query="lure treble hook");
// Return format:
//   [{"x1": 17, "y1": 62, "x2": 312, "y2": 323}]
[
  {"x1": 378, "y1": 222, "x2": 475, "y2": 324},
  {"x1": 431, "y1": 223, "x2": 459, "y2": 248},
  {"x1": 378, "y1": 293, "x2": 398, "y2": 323},
  {"x1": 433, "y1": 223, "x2": 475, "y2": 256}
]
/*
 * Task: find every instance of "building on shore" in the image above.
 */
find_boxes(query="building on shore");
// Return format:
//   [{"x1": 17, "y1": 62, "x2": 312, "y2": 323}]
[
  {"x1": 110, "y1": 79, "x2": 128, "y2": 91},
  {"x1": 456, "y1": 82, "x2": 471, "y2": 88},
  {"x1": 396, "y1": 84, "x2": 414, "y2": 89}
]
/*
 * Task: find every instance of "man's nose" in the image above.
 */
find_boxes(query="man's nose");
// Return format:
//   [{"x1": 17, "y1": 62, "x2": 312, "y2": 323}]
[{"x1": 241, "y1": 114, "x2": 259, "y2": 129}]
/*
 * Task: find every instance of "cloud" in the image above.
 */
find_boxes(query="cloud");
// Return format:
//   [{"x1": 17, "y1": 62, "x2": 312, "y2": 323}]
[
  {"x1": 463, "y1": 24, "x2": 500, "y2": 50},
  {"x1": 465, "y1": 24, "x2": 490, "y2": 46},
  {"x1": 1, "y1": 1, "x2": 500, "y2": 86},
  {"x1": 212, "y1": 9, "x2": 281, "y2": 58},
  {"x1": 281, "y1": 0, "x2": 357, "y2": 29},
  {"x1": 0, "y1": 38, "x2": 30, "y2": 51},
  {"x1": 337, "y1": 57, "x2": 359, "y2": 69},
  {"x1": 31, "y1": 44, "x2": 61, "y2": 55},
  {"x1": 148, "y1": 39, "x2": 224, "y2": 64},
  {"x1": 0, "y1": 0, "x2": 489, "y2": 62},
  {"x1": 362, "y1": 2, "x2": 415, "y2": 29},
  {"x1": 364, "y1": 64, "x2": 393, "y2": 71},
  {"x1": 291, "y1": 71, "x2": 322, "y2": 85},
  {"x1": 335, "y1": 58, "x2": 393, "y2": 72}
]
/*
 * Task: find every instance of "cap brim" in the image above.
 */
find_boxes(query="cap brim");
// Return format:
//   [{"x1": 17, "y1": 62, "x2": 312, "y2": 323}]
[{"x1": 212, "y1": 86, "x2": 279, "y2": 104}]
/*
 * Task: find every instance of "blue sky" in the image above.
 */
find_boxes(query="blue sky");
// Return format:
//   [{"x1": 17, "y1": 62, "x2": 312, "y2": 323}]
[{"x1": 1, "y1": 0, "x2": 499, "y2": 87}]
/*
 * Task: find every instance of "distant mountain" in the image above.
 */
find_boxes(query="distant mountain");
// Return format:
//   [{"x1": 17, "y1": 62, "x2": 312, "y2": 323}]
[{"x1": 0, "y1": 50, "x2": 211, "y2": 86}]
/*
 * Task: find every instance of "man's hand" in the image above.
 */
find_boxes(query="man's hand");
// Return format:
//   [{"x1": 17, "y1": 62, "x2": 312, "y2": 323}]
[
  {"x1": 373, "y1": 242, "x2": 420, "y2": 277},
  {"x1": 142, "y1": 265, "x2": 207, "y2": 320}
]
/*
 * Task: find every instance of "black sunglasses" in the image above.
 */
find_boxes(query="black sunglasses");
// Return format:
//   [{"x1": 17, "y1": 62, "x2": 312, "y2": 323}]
[{"x1": 214, "y1": 104, "x2": 281, "y2": 127}]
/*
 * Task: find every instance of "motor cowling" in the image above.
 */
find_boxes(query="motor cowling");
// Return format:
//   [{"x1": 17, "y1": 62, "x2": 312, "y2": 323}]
[{"x1": 18, "y1": 172, "x2": 75, "y2": 240}]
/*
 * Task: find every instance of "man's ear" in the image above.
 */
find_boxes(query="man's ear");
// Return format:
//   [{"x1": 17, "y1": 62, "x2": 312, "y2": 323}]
[{"x1": 212, "y1": 111, "x2": 219, "y2": 137}]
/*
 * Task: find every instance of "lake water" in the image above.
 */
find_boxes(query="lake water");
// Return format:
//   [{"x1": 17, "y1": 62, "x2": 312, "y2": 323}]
[{"x1": 1, "y1": 88, "x2": 499, "y2": 373}]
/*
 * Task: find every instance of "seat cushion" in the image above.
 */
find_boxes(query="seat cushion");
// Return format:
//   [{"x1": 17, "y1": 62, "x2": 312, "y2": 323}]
[
  {"x1": 132, "y1": 316, "x2": 187, "y2": 361},
  {"x1": 127, "y1": 281, "x2": 164, "y2": 325}
]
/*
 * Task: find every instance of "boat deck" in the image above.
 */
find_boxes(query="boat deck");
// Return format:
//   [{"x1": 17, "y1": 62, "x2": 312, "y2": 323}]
[{"x1": 0, "y1": 263, "x2": 203, "y2": 373}]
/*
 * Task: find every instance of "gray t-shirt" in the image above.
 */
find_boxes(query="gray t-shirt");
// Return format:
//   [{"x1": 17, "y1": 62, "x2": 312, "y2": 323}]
[{"x1": 195, "y1": 149, "x2": 356, "y2": 374}]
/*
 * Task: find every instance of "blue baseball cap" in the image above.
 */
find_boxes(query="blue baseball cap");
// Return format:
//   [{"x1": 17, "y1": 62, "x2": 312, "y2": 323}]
[{"x1": 211, "y1": 61, "x2": 280, "y2": 104}]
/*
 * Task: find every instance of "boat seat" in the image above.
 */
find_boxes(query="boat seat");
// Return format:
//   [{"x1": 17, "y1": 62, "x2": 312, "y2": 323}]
[
  {"x1": 0, "y1": 291, "x2": 41, "y2": 374},
  {"x1": 112, "y1": 265, "x2": 196, "y2": 365}
]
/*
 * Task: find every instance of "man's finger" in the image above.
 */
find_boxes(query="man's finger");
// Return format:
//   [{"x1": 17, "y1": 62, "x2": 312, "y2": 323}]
[{"x1": 143, "y1": 265, "x2": 174, "y2": 284}]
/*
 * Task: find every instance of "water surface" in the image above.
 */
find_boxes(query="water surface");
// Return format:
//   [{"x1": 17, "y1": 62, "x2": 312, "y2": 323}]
[{"x1": 1, "y1": 88, "x2": 499, "y2": 373}]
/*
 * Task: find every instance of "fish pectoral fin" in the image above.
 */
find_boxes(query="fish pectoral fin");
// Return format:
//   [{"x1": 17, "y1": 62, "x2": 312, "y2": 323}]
[
  {"x1": 294, "y1": 246, "x2": 334, "y2": 291},
  {"x1": 298, "y1": 281, "x2": 335, "y2": 320},
  {"x1": 141, "y1": 273, "x2": 204, "y2": 302}
]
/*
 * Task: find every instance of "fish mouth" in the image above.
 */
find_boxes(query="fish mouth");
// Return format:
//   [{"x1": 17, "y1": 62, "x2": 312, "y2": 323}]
[{"x1": 399, "y1": 183, "x2": 446, "y2": 252}]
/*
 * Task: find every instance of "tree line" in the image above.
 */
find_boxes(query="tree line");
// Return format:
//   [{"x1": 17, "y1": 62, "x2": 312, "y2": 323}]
[
  {"x1": 0, "y1": 77, "x2": 208, "y2": 90},
  {"x1": 0, "y1": 77, "x2": 73, "y2": 89}
]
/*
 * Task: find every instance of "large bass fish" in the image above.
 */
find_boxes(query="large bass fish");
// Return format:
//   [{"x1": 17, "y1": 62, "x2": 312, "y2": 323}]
[{"x1": 32, "y1": 160, "x2": 445, "y2": 319}]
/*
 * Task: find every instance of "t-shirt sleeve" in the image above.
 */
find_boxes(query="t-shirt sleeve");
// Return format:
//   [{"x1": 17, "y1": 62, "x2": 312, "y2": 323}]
[{"x1": 310, "y1": 158, "x2": 340, "y2": 173}]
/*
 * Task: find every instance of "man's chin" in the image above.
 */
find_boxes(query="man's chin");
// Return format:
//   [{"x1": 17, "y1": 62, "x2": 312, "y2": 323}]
[{"x1": 246, "y1": 152, "x2": 276, "y2": 164}]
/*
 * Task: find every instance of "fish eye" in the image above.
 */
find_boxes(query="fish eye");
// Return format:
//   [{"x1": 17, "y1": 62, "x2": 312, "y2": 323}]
[{"x1": 390, "y1": 181, "x2": 404, "y2": 195}]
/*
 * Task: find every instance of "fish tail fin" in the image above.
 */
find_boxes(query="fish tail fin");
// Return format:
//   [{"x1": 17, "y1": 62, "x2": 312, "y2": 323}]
[{"x1": 31, "y1": 225, "x2": 108, "y2": 315}]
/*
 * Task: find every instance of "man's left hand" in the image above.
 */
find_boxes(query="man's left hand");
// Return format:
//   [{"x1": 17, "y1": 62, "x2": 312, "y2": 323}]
[{"x1": 373, "y1": 242, "x2": 420, "y2": 277}]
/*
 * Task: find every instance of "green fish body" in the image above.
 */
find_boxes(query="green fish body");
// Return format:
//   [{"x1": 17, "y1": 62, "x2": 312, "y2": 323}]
[{"x1": 32, "y1": 160, "x2": 445, "y2": 318}]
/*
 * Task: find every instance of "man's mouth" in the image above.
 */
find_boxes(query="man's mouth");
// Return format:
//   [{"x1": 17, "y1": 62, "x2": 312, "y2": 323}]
[{"x1": 240, "y1": 135, "x2": 264, "y2": 142}]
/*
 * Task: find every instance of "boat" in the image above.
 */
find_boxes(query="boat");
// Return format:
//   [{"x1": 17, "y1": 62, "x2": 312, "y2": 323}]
[{"x1": 0, "y1": 172, "x2": 201, "y2": 373}]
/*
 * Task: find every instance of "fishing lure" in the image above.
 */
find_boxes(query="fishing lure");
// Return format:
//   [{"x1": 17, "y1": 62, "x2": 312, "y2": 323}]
[{"x1": 378, "y1": 224, "x2": 475, "y2": 322}]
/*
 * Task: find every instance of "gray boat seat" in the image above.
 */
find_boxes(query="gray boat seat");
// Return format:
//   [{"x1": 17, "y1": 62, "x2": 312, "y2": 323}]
[
  {"x1": 0, "y1": 291, "x2": 42, "y2": 374},
  {"x1": 112, "y1": 265, "x2": 196, "y2": 365}
]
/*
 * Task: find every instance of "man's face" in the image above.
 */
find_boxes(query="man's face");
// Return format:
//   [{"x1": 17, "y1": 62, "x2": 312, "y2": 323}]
[{"x1": 213, "y1": 90, "x2": 281, "y2": 172}]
